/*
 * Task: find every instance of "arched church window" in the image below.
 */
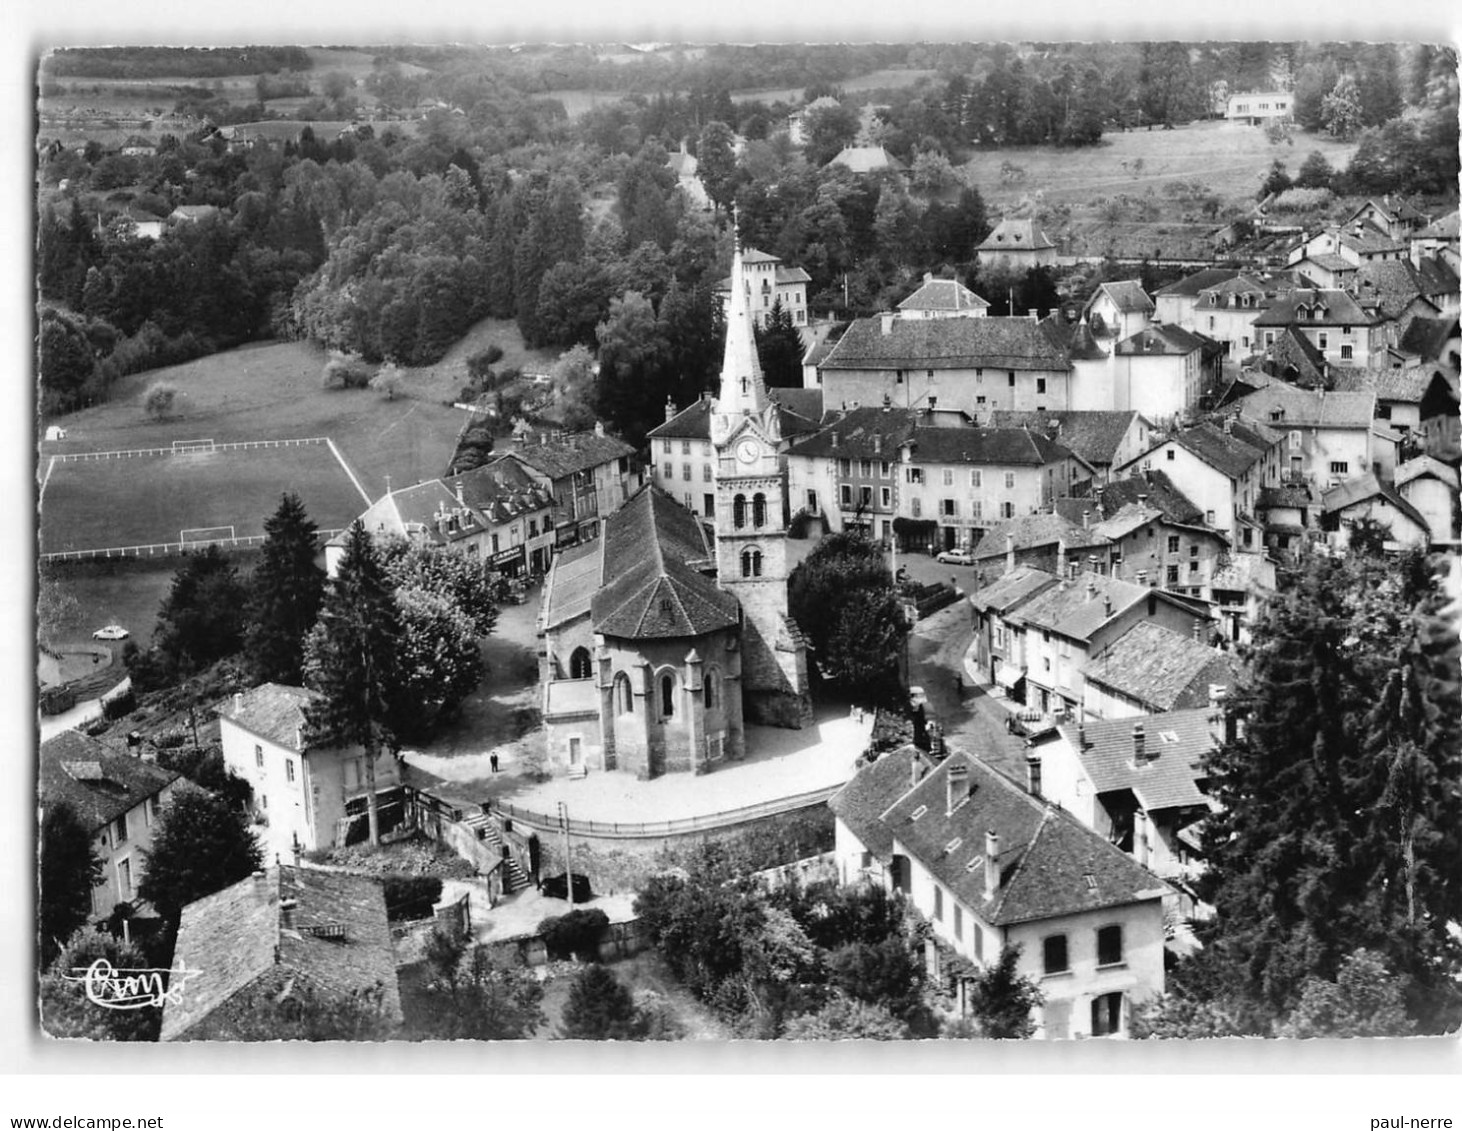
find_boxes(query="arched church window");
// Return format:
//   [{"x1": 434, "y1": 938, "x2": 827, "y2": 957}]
[
  {"x1": 705, "y1": 667, "x2": 719, "y2": 711},
  {"x1": 752, "y1": 492, "x2": 767, "y2": 528},
  {"x1": 659, "y1": 673, "x2": 676, "y2": 720},
  {"x1": 569, "y1": 647, "x2": 593, "y2": 680},
  {"x1": 741, "y1": 548, "x2": 763, "y2": 578},
  {"x1": 733, "y1": 494, "x2": 747, "y2": 529},
  {"x1": 613, "y1": 672, "x2": 633, "y2": 716}
]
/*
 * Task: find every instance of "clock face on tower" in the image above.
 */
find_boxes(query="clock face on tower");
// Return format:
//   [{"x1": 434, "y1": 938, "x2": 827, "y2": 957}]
[{"x1": 735, "y1": 437, "x2": 760, "y2": 465}]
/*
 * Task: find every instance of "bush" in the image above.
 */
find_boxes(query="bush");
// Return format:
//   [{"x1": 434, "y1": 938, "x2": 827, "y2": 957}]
[
  {"x1": 101, "y1": 690, "x2": 135, "y2": 720},
  {"x1": 143, "y1": 381, "x2": 176, "y2": 420},
  {"x1": 1269, "y1": 187, "x2": 1334, "y2": 213},
  {"x1": 382, "y1": 875, "x2": 444, "y2": 921},
  {"x1": 321, "y1": 353, "x2": 371, "y2": 390},
  {"x1": 538, "y1": 907, "x2": 609, "y2": 961}
]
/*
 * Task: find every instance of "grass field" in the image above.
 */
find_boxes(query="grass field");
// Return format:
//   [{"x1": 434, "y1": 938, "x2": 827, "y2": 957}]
[
  {"x1": 730, "y1": 67, "x2": 940, "y2": 105},
  {"x1": 41, "y1": 441, "x2": 368, "y2": 555},
  {"x1": 41, "y1": 339, "x2": 467, "y2": 499},
  {"x1": 966, "y1": 119, "x2": 1360, "y2": 211}
]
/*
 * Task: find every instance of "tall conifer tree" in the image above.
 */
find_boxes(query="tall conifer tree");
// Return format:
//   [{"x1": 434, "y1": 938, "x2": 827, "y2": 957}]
[{"x1": 246, "y1": 493, "x2": 325, "y2": 685}]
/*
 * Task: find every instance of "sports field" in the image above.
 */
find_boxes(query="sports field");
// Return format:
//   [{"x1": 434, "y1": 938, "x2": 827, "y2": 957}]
[{"x1": 40, "y1": 440, "x2": 369, "y2": 556}]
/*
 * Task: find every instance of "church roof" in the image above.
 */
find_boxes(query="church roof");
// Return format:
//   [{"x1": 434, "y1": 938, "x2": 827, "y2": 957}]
[
  {"x1": 590, "y1": 486, "x2": 740, "y2": 640},
  {"x1": 716, "y1": 238, "x2": 771, "y2": 420}
]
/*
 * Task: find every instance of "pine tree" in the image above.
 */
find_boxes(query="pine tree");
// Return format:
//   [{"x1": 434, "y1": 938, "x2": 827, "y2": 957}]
[
  {"x1": 559, "y1": 964, "x2": 644, "y2": 1040},
  {"x1": 245, "y1": 493, "x2": 325, "y2": 685},
  {"x1": 301, "y1": 522, "x2": 402, "y2": 845},
  {"x1": 39, "y1": 800, "x2": 103, "y2": 968},
  {"x1": 752, "y1": 299, "x2": 804, "y2": 388}
]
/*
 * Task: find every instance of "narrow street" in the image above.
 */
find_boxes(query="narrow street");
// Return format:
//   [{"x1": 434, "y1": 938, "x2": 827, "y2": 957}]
[{"x1": 906, "y1": 597, "x2": 1029, "y2": 782}]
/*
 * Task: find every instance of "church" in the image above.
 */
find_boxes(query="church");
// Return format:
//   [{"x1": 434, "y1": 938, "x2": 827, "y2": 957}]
[{"x1": 536, "y1": 237, "x2": 813, "y2": 778}]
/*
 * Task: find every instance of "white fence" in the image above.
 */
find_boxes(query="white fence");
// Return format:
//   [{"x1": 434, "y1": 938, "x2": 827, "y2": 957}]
[
  {"x1": 42, "y1": 528, "x2": 347, "y2": 564},
  {"x1": 47, "y1": 436, "x2": 332, "y2": 463}
]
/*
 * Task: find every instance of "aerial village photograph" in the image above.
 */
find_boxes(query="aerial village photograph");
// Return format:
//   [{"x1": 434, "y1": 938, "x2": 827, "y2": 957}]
[{"x1": 20, "y1": 24, "x2": 1462, "y2": 1101}]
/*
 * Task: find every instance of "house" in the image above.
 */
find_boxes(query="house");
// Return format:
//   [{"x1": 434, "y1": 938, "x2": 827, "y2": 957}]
[
  {"x1": 1116, "y1": 417, "x2": 1282, "y2": 552},
  {"x1": 1111, "y1": 324, "x2": 1224, "y2": 420},
  {"x1": 327, "y1": 479, "x2": 484, "y2": 576},
  {"x1": 1345, "y1": 196, "x2": 1431, "y2": 243},
  {"x1": 972, "y1": 513, "x2": 1109, "y2": 582},
  {"x1": 825, "y1": 145, "x2": 905, "y2": 175},
  {"x1": 1288, "y1": 223, "x2": 1410, "y2": 270},
  {"x1": 1153, "y1": 268, "x2": 1242, "y2": 330},
  {"x1": 1255, "y1": 481, "x2": 1320, "y2": 554},
  {"x1": 452, "y1": 458, "x2": 557, "y2": 577},
  {"x1": 1083, "y1": 281, "x2": 1155, "y2": 344},
  {"x1": 1043, "y1": 708, "x2": 1221, "y2": 915},
  {"x1": 783, "y1": 405, "x2": 920, "y2": 544},
  {"x1": 1208, "y1": 551, "x2": 1275, "y2": 645},
  {"x1": 1039, "y1": 315, "x2": 1112, "y2": 411},
  {"x1": 1256, "y1": 324, "x2": 1331, "y2": 389},
  {"x1": 488, "y1": 423, "x2": 638, "y2": 550},
  {"x1": 786, "y1": 95, "x2": 841, "y2": 146},
  {"x1": 537, "y1": 238, "x2": 812, "y2": 775},
  {"x1": 1321, "y1": 473, "x2": 1431, "y2": 551},
  {"x1": 1394, "y1": 315, "x2": 1462, "y2": 375},
  {"x1": 974, "y1": 218, "x2": 1057, "y2": 271},
  {"x1": 829, "y1": 746, "x2": 1170, "y2": 1038},
  {"x1": 1394, "y1": 456, "x2": 1460, "y2": 544},
  {"x1": 160, "y1": 865, "x2": 402, "y2": 1041},
  {"x1": 1189, "y1": 271, "x2": 1307, "y2": 358},
  {"x1": 652, "y1": 390, "x2": 820, "y2": 524},
  {"x1": 1006, "y1": 567, "x2": 1213, "y2": 720},
  {"x1": 1351, "y1": 259, "x2": 1446, "y2": 326},
  {"x1": 988, "y1": 410, "x2": 1152, "y2": 486},
  {"x1": 217, "y1": 683, "x2": 402, "y2": 861},
  {"x1": 969, "y1": 564, "x2": 1061, "y2": 700},
  {"x1": 896, "y1": 274, "x2": 990, "y2": 320},
  {"x1": 167, "y1": 204, "x2": 220, "y2": 225},
  {"x1": 1225, "y1": 91, "x2": 1293, "y2": 124},
  {"x1": 1080, "y1": 621, "x2": 1241, "y2": 719},
  {"x1": 816, "y1": 314, "x2": 1075, "y2": 417},
  {"x1": 715, "y1": 247, "x2": 811, "y2": 328},
  {"x1": 1229, "y1": 383, "x2": 1388, "y2": 486},
  {"x1": 40, "y1": 732, "x2": 184, "y2": 925},
  {"x1": 1289, "y1": 252, "x2": 1359, "y2": 291},
  {"x1": 1410, "y1": 210, "x2": 1459, "y2": 271}
]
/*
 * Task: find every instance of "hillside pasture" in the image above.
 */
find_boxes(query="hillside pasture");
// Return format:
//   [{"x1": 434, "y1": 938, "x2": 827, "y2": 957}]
[
  {"x1": 41, "y1": 339, "x2": 468, "y2": 498},
  {"x1": 965, "y1": 120, "x2": 1359, "y2": 211},
  {"x1": 41, "y1": 440, "x2": 367, "y2": 556},
  {"x1": 395, "y1": 316, "x2": 563, "y2": 404},
  {"x1": 730, "y1": 68, "x2": 941, "y2": 106}
]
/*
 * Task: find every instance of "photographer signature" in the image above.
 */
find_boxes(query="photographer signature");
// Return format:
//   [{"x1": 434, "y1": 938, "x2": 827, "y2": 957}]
[{"x1": 62, "y1": 959, "x2": 200, "y2": 1011}]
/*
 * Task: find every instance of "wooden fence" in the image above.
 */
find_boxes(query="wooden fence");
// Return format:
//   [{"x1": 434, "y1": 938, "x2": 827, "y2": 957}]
[
  {"x1": 46, "y1": 436, "x2": 332, "y2": 462},
  {"x1": 42, "y1": 528, "x2": 347, "y2": 564}
]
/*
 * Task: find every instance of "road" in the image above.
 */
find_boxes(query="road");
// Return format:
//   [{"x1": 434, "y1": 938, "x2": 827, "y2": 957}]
[{"x1": 906, "y1": 598, "x2": 1028, "y2": 782}]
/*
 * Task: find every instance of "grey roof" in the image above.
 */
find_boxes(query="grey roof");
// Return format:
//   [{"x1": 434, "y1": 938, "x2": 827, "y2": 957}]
[
  {"x1": 1396, "y1": 455, "x2": 1460, "y2": 492},
  {"x1": 1082, "y1": 622, "x2": 1243, "y2": 713},
  {"x1": 162, "y1": 865, "x2": 401, "y2": 1041},
  {"x1": 590, "y1": 486, "x2": 740, "y2": 639},
  {"x1": 1235, "y1": 385, "x2": 1376, "y2": 429},
  {"x1": 1261, "y1": 326, "x2": 1330, "y2": 387},
  {"x1": 449, "y1": 459, "x2": 554, "y2": 525},
  {"x1": 871, "y1": 749, "x2": 1169, "y2": 926},
  {"x1": 988, "y1": 411, "x2": 1140, "y2": 469},
  {"x1": 972, "y1": 513, "x2": 1107, "y2": 560},
  {"x1": 218, "y1": 683, "x2": 316, "y2": 752},
  {"x1": 905, "y1": 425, "x2": 1074, "y2": 467},
  {"x1": 540, "y1": 538, "x2": 603, "y2": 630},
  {"x1": 40, "y1": 732, "x2": 181, "y2": 833},
  {"x1": 898, "y1": 276, "x2": 990, "y2": 314},
  {"x1": 1114, "y1": 323, "x2": 1209, "y2": 357},
  {"x1": 1321, "y1": 472, "x2": 1429, "y2": 532},
  {"x1": 649, "y1": 390, "x2": 823, "y2": 442},
  {"x1": 1056, "y1": 707, "x2": 1218, "y2": 813},
  {"x1": 968, "y1": 564, "x2": 1060, "y2": 614},
  {"x1": 1040, "y1": 315, "x2": 1108, "y2": 361},
  {"x1": 1147, "y1": 419, "x2": 1275, "y2": 479},
  {"x1": 1154, "y1": 268, "x2": 1242, "y2": 299},
  {"x1": 1397, "y1": 316, "x2": 1460, "y2": 363},
  {"x1": 820, "y1": 315, "x2": 1072, "y2": 373},
  {"x1": 499, "y1": 429, "x2": 634, "y2": 481},
  {"x1": 977, "y1": 218, "x2": 1056, "y2": 253},
  {"x1": 1057, "y1": 469, "x2": 1205, "y2": 527},
  {"x1": 827, "y1": 146, "x2": 904, "y2": 173},
  {"x1": 1012, "y1": 571, "x2": 1199, "y2": 644},
  {"x1": 1252, "y1": 288, "x2": 1380, "y2": 328},
  {"x1": 787, "y1": 405, "x2": 919, "y2": 459},
  {"x1": 1087, "y1": 280, "x2": 1155, "y2": 316},
  {"x1": 828, "y1": 745, "x2": 931, "y2": 860},
  {"x1": 1415, "y1": 210, "x2": 1459, "y2": 239}
]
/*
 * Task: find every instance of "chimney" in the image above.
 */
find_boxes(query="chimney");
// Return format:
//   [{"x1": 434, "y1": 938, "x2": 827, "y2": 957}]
[
  {"x1": 946, "y1": 759, "x2": 968, "y2": 815},
  {"x1": 1137, "y1": 493, "x2": 1148, "y2": 507},
  {"x1": 1076, "y1": 721, "x2": 1086, "y2": 750},
  {"x1": 1223, "y1": 416, "x2": 1234, "y2": 434},
  {"x1": 880, "y1": 312, "x2": 896, "y2": 335},
  {"x1": 1103, "y1": 595, "x2": 1113, "y2": 618},
  {"x1": 252, "y1": 869, "x2": 266, "y2": 882},
  {"x1": 1006, "y1": 531, "x2": 1015, "y2": 573},
  {"x1": 830, "y1": 430, "x2": 840, "y2": 448},
  {"x1": 1193, "y1": 619, "x2": 1203, "y2": 642},
  {"x1": 1026, "y1": 752, "x2": 1043, "y2": 797},
  {"x1": 1057, "y1": 537, "x2": 1068, "y2": 580},
  {"x1": 233, "y1": 692, "x2": 244, "y2": 715},
  {"x1": 928, "y1": 396, "x2": 938, "y2": 412},
  {"x1": 911, "y1": 754, "x2": 927, "y2": 789},
  {"x1": 455, "y1": 480, "x2": 465, "y2": 507},
  {"x1": 279, "y1": 897, "x2": 298, "y2": 930},
  {"x1": 983, "y1": 831, "x2": 1000, "y2": 899},
  {"x1": 1086, "y1": 578, "x2": 1097, "y2": 601},
  {"x1": 665, "y1": 397, "x2": 677, "y2": 422},
  {"x1": 1136, "y1": 569, "x2": 1147, "y2": 585},
  {"x1": 594, "y1": 421, "x2": 605, "y2": 438},
  {"x1": 1133, "y1": 721, "x2": 1149, "y2": 764},
  {"x1": 1082, "y1": 509, "x2": 1091, "y2": 529},
  {"x1": 873, "y1": 433, "x2": 882, "y2": 454}
]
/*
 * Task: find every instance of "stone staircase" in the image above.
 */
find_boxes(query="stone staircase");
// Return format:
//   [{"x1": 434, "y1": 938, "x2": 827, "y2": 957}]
[{"x1": 462, "y1": 812, "x2": 531, "y2": 893}]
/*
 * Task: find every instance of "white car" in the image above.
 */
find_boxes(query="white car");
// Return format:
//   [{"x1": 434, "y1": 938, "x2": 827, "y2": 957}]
[
  {"x1": 936, "y1": 548, "x2": 977, "y2": 565},
  {"x1": 92, "y1": 625, "x2": 130, "y2": 641}
]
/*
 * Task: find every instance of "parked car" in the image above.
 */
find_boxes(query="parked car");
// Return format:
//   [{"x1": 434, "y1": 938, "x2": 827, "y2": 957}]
[
  {"x1": 936, "y1": 548, "x2": 977, "y2": 565},
  {"x1": 92, "y1": 625, "x2": 130, "y2": 641}
]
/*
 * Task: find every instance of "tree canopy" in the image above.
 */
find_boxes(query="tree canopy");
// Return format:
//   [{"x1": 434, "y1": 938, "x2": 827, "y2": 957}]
[
  {"x1": 138, "y1": 784, "x2": 263, "y2": 926},
  {"x1": 39, "y1": 800, "x2": 103, "y2": 969},
  {"x1": 245, "y1": 492, "x2": 325, "y2": 685}
]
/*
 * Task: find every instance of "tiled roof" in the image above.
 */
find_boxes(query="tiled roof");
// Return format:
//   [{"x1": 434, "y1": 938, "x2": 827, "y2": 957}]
[
  {"x1": 1413, "y1": 257, "x2": 1460, "y2": 298},
  {"x1": 1321, "y1": 473, "x2": 1429, "y2": 532},
  {"x1": 905, "y1": 425, "x2": 1073, "y2": 467},
  {"x1": 1115, "y1": 323, "x2": 1207, "y2": 357},
  {"x1": 828, "y1": 746, "x2": 931, "y2": 860},
  {"x1": 1039, "y1": 315, "x2": 1107, "y2": 361},
  {"x1": 647, "y1": 397, "x2": 716, "y2": 441},
  {"x1": 1155, "y1": 268, "x2": 1241, "y2": 299},
  {"x1": 540, "y1": 538, "x2": 602, "y2": 630},
  {"x1": 1354, "y1": 261, "x2": 1439, "y2": 319},
  {"x1": 1397, "y1": 316, "x2": 1459, "y2": 363},
  {"x1": 976, "y1": 218, "x2": 1056, "y2": 253},
  {"x1": 1396, "y1": 455, "x2": 1460, "y2": 492},
  {"x1": 973, "y1": 513, "x2": 1106, "y2": 560},
  {"x1": 1252, "y1": 288, "x2": 1379, "y2": 328},
  {"x1": 1349, "y1": 196, "x2": 1428, "y2": 226},
  {"x1": 1146, "y1": 420, "x2": 1271, "y2": 479},
  {"x1": 1297, "y1": 252, "x2": 1357, "y2": 274},
  {"x1": 162, "y1": 865, "x2": 401, "y2": 1041},
  {"x1": 1258, "y1": 483, "x2": 1314, "y2": 509},
  {"x1": 219, "y1": 683, "x2": 316, "y2": 751},
  {"x1": 40, "y1": 732, "x2": 180, "y2": 833},
  {"x1": 1415, "y1": 210, "x2": 1459, "y2": 240},
  {"x1": 820, "y1": 315, "x2": 1072, "y2": 373},
  {"x1": 787, "y1": 405, "x2": 918, "y2": 459},
  {"x1": 1082, "y1": 622, "x2": 1242, "y2": 713},
  {"x1": 1088, "y1": 503, "x2": 1164, "y2": 542},
  {"x1": 1088, "y1": 469, "x2": 1204, "y2": 526},
  {"x1": 1056, "y1": 708, "x2": 1218, "y2": 813},
  {"x1": 501, "y1": 429, "x2": 634, "y2": 481},
  {"x1": 876, "y1": 749, "x2": 1169, "y2": 925},
  {"x1": 1087, "y1": 280, "x2": 1155, "y2": 316},
  {"x1": 590, "y1": 486, "x2": 739, "y2": 639},
  {"x1": 769, "y1": 387, "x2": 824, "y2": 429},
  {"x1": 1235, "y1": 384, "x2": 1376, "y2": 429},
  {"x1": 450, "y1": 459, "x2": 553, "y2": 525},
  {"x1": 827, "y1": 146, "x2": 905, "y2": 173},
  {"x1": 898, "y1": 276, "x2": 990, "y2": 314},
  {"x1": 648, "y1": 391, "x2": 822, "y2": 442},
  {"x1": 968, "y1": 564, "x2": 1059, "y2": 614},
  {"x1": 1337, "y1": 222, "x2": 1407, "y2": 256},
  {"x1": 1261, "y1": 326, "x2": 1329, "y2": 387},
  {"x1": 1012, "y1": 570, "x2": 1189, "y2": 643},
  {"x1": 988, "y1": 411, "x2": 1138, "y2": 468}
]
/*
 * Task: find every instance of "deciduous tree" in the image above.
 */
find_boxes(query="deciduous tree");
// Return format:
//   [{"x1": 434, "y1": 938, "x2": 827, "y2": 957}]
[
  {"x1": 138, "y1": 784, "x2": 263, "y2": 926},
  {"x1": 967, "y1": 943, "x2": 1043, "y2": 1038},
  {"x1": 39, "y1": 801, "x2": 103, "y2": 969}
]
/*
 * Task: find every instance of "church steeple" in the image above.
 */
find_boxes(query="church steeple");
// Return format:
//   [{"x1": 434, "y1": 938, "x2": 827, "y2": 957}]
[{"x1": 716, "y1": 218, "x2": 770, "y2": 424}]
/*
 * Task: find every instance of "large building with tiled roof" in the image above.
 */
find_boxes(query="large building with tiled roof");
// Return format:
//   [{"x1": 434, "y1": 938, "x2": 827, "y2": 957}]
[
  {"x1": 161, "y1": 865, "x2": 401, "y2": 1041},
  {"x1": 491, "y1": 423, "x2": 638, "y2": 548},
  {"x1": 1229, "y1": 382, "x2": 1393, "y2": 487},
  {"x1": 1153, "y1": 267, "x2": 1242, "y2": 328},
  {"x1": 1111, "y1": 323, "x2": 1224, "y2": 420},
  {"x1": 989, "y1": 410, "x2": 1152, "y2": 483},
  {"x1": 974, "y1": 217, "x2": 1057, "y2": 270},
  {"x1": 218, "y1": 683, "x2": 402, "y2": 859},
  {"x1": 896, "y1": 273, "x2": 990, "y2": 320},
  {"x1": 817, "y1": 313, "x2": 1075, "y2": 417},
  {"x1": 537, "y1": 236, "x2": 812, "y2": 776},
  {"x1": 830, "y1": 745, "x2": 1169, "y2": 1037},
  {"x1": 1081, "y1": 620, "x2": 1242, "y2": 718},
  {"x1": 40, "y1": 731, "x2": 184, "y2": 924}
]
